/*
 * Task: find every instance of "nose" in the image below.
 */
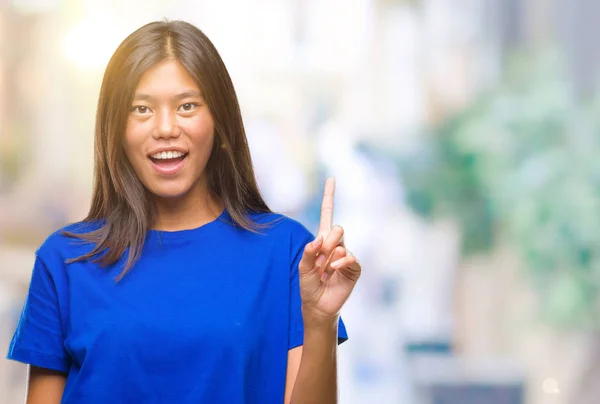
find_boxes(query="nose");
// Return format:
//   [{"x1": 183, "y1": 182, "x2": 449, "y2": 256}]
[{"x1": 153, "y1": 108, "x2": 180, "y2": 139}]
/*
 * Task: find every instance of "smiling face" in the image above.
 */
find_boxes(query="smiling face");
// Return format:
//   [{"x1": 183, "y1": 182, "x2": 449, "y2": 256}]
[{"x1": 123, "y1": 58, "x2": 215, "y2": 202}]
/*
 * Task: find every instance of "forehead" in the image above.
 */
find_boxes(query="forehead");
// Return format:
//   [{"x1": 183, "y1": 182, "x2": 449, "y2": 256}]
[{"x1": 135, "y1": 59, "x2": 200, "y2": 94}]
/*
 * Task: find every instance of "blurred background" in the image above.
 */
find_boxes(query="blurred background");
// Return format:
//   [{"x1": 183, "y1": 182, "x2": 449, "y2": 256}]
[{"x1": 2, "y1": 0, "x2": 600, "y2": 403}]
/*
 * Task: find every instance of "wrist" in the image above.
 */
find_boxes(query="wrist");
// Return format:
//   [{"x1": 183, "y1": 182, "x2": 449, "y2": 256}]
[{"x1": 301, "y1": 304, "x2": 339, "y2": 329}]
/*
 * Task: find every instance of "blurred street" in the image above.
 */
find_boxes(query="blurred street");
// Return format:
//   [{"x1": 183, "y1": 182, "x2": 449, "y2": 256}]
[{"x1": 3, "y1": 1, "x2": 600, "y2": 403}]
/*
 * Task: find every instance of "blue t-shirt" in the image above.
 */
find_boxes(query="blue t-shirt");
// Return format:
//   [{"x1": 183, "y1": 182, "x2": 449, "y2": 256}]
[{"x1": 7, "y1": 210, "x2": 348, "y2": 403}]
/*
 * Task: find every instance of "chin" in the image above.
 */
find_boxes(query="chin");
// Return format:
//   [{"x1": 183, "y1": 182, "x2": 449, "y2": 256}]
[{"x1": 147, "y1": 182, "x2": 195, "y2": 200}]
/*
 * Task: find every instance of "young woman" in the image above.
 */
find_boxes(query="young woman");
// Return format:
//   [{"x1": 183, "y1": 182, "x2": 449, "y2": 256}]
[{"x1": 6, "y1": 20, "x2": 360, "y2": 404}]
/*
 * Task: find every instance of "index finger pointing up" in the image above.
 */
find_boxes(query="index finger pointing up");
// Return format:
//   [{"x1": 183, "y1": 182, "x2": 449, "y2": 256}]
[{"x1": 318, "y1": 177, "x2": 336, "y2": 237}]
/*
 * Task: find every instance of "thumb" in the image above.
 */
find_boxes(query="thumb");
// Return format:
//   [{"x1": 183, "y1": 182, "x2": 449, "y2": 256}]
[{"x1": 298, "y1": 235, "x2": 323, "y2": 274}]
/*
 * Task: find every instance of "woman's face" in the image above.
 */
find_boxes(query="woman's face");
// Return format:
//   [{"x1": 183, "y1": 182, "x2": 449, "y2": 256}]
[{"x1": 123, "y1": 58, "x2": 215, "y2": 201}]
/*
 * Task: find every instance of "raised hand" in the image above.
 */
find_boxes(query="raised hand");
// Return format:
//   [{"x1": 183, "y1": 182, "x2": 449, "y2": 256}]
[{"x1": 298, "y1": 177, "x2": 361, "y2": 320}]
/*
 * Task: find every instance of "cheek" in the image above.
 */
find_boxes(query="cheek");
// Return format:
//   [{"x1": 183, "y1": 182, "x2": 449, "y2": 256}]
[
  {"x1": 123, "y1": 126, "x2": 147, "y2": 168},
  {"x1": 123, "y1": 128, "x2": 144, "y2": 176},
  {"x1": 184, "y1": 116, "x2": 215, "y2": 151}
]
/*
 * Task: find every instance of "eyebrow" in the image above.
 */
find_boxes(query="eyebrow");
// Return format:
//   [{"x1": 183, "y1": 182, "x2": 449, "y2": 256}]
[{"x1": 132, "y1": 90, "x2": 204, "y2": 102}]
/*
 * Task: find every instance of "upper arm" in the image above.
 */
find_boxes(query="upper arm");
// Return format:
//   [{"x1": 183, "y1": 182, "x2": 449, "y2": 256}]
[
  {"x1": 26, "y1": 365, "x2": 66, "y2": 404},
  {"x1": 7, "y1": 254, "x2": 71, "y2": 372},
  {"x1": 284, "y1": 346, "x2": 303, "y2": 404}
]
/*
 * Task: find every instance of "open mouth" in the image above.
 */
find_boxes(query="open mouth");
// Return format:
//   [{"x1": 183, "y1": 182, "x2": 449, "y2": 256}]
[
  {"x1": 149, "y1": 152, "x2": 188, "y2": 163},
  {"x1": 148, "y1": 150, "x2": 189, "y2": 175}
]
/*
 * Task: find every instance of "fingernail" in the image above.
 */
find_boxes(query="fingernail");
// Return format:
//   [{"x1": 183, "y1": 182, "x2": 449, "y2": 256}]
[
  {"x1": 316, "y1": 254, "x2": 326, "y2": 267},
  {"x1": 330, "y1": 260, "x2": 341, "y2": 269},
  {"x1": 321, "y1": 271, "x2": 331, "y2": 282}
]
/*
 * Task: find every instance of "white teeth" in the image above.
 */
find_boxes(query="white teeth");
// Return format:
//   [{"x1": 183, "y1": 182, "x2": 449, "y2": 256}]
[{"x1": 151, "y1": 151, "x2": 185, "y2": 159}]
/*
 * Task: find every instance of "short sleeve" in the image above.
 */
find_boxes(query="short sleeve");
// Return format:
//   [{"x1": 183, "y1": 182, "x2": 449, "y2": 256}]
[
  {"x1": 6, "y1": 254, "x2": 71, "y2": 373},
  {"x1": 288, "y1": 225, "x2": 349, "y2": 350}
]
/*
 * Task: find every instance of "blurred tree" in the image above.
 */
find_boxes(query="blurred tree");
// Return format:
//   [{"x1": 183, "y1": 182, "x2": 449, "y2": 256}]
[{"x1": 399, "y1": 50, "x2": 600, "y2": 331}]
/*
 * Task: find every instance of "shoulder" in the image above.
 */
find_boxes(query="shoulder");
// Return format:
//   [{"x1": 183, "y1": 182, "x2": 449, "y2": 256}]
[
  {"x1": 248, "y1": 211, "x2": 313, "y2": 239},
  {"x1": 36, "y1": 220, "x2": 104, "y2": 264},
  {"x1": 245, "y1": 212, "x2": 315, "y2": 259}
]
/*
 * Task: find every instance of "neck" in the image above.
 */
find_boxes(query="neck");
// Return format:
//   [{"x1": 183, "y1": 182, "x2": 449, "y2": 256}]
[{"x1": 152, "y1": 179, "x2": 223, "y2": 231}]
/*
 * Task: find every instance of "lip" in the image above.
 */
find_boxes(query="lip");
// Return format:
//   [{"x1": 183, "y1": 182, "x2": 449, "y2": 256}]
[{"x1": 149, "y1": 154, "x2": 187, "y2": 176}]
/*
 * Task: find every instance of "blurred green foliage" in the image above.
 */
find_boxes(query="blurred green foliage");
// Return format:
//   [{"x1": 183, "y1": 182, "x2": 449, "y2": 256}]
[{"x1": 400, "y1": 51, "x2": 600, "y2": 330}]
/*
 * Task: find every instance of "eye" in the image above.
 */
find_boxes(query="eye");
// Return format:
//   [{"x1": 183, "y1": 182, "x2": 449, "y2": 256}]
[
  {"x1": 178, "y1": 103, "x2": 198, "y2": 112},
  {"x1": 131, "y1": 105, "x2": 151, "y2": 114}
]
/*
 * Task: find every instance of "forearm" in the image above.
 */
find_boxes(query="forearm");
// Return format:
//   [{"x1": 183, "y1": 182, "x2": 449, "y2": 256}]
[{"x1": 290, "y1": 308, "x2": 339, "y2": 404}]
